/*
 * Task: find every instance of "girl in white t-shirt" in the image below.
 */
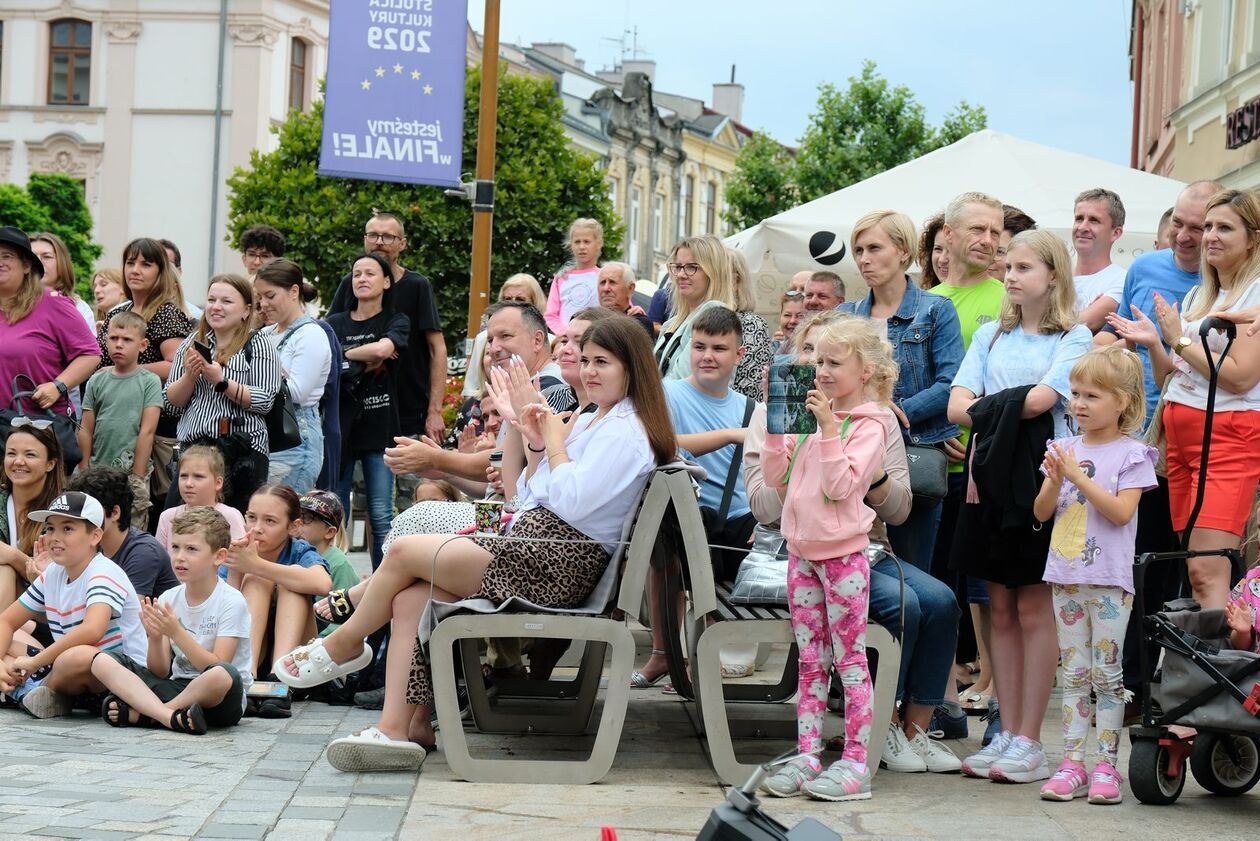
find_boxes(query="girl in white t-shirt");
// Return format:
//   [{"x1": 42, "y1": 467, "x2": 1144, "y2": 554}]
[{"x1": 543, "y1": 218, "x2": 604, "y2": 333}]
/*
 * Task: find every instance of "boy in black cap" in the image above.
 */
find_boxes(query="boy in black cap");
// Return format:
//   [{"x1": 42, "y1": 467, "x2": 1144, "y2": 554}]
[{"x1": 0, "y1": 491, "x2": 145, "y2": 718}]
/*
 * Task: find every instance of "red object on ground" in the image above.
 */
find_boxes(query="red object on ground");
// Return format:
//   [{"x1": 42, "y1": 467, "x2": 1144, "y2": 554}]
[
  {"x1": 1245, "y1": 682, "x2": 1260, "y2": 717},
  {"x1": 601, "y1": 828, "x2": 618, "y2": 841}
]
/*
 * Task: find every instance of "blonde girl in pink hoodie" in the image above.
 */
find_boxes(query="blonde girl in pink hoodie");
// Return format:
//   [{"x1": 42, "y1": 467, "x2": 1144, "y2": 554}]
[{"x1": 760, "y1": 315, "x2": 897, "y2": 802}]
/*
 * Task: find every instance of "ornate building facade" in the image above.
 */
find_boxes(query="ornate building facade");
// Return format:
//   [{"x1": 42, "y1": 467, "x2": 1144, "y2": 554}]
[{"x1": 1, "y1": 0, "x2": 329, "y2": 297}]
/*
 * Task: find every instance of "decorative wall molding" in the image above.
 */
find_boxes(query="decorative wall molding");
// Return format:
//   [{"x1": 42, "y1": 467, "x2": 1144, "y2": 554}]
[
  {"x1": 0, "y1": 142, "x2": 12, "y2": 184},
  {"x1": 26, "y1": 132, "x2": 104, "y2": 182},
  {"x1": 30, "y1": 107, "x2": 103, "y2": 125},
  {"x1": 289, "y1": 16, "x2": 327, "y2": 48},
  {"x1": 228, "y1": 22, "x2": 282, "y2": 47},
  {"x1": 104, "y1": 19, "x2": 144, "y2": 43}
]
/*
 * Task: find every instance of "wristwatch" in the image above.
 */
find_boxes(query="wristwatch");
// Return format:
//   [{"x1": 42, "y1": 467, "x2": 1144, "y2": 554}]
[
  {"x1": 53, "y1": 379, "x2": 68, "y2": 396},
  {"x1": 214, "y1": 379, "x2": 230, "y2": 393},
  {"x1": 1173, "y1": 336, "x2": 1193, "y2": 355}
]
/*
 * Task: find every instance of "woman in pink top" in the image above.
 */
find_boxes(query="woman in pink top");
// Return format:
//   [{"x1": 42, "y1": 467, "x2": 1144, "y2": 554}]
[
  {"x1": 0, "y1": 227, "x2": 100, "y2": 416},
  {"x1": 543, "y1": 218, "x2": 604, "y2": 333},
  {"x1": 759, "y1": 315, "x2": 896, "y2": 802}
]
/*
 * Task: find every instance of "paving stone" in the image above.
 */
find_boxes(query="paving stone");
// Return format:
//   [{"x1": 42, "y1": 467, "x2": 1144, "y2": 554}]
[
  {"x1": 197, "y1": 824, "x2": 270, "y2": 840},
  {"x1": 280, "y1": 805, "x2": 345, "y2": 822},
  {"x1": 338, "y1": 805, "x2": 405, "y2": 833}
]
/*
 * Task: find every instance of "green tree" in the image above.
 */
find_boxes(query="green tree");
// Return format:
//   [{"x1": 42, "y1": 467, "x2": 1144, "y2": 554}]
[
  {"x1": 794, "y1": 61, "x2": 987, "y2": 203},
  {"x1": 0, "y1": 173, "x2": 102, "y2": 296},
  {"x1": 227, "y1": 66, "x2": 622, "y2": 343},
  {"x1": 722, "y1": 131, "x2": 798, "y2": 231},
  {"x1": 724, "y1": 61, "x2": 988, "y2": 230}
]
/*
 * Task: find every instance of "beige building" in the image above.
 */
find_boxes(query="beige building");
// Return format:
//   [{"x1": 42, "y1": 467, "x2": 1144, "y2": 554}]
[
  {"x1": 1133, "y1": 0, "x2": 1260, "y2": 187},
  {"x1": 0, "y1": 0, "x2": 329, "y2": 299},
  {"x1": 507, "y1": 41, "x2": 751, "y2": 283}
]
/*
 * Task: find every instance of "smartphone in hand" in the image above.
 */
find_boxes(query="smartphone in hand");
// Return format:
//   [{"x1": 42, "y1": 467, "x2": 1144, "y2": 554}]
[
  {"x1": 193, "y1": 340, "x2": 213, "y2": 362},
  {"x1": 767, "y1": 364, "x2": 817, "y2": 435}
]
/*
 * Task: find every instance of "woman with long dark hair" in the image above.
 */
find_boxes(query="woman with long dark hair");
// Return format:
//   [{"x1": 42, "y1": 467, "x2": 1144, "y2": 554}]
[{"x1": 275, "y1": 315, "x2": 674, "y2": 771}]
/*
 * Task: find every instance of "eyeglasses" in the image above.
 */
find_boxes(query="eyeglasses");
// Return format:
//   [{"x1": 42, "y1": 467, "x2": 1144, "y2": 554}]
[
  {"x1": 667, "y1": 262, "x2": 701, "y2": 278},
  {"x1": 244, "y1": 250, "x2": 274, "y2": 262},
  {"x1": 10, "y1": 416, "x2": 53, "y2": 431},
  {"x1": 365, "y1": 232, "x2": 402, "y2": 244}
]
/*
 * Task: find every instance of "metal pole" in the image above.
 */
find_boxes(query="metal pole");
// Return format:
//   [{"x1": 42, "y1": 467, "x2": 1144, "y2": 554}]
[
  {"x1": 208, "y1": 0, "x2": 228, "y2": 280},
  {"x1": 466, "y1": 0, "x2": 500, "y2": 340}
]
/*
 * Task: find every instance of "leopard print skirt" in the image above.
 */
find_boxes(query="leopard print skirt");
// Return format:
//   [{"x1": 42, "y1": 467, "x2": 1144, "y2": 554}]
[{"x1": 404, "y1": 506, "x2": 611, "y2": 706}]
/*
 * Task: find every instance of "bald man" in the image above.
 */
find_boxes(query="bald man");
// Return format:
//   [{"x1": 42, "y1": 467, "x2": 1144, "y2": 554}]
[{"x1": 789, "y1": 270, "x2": 813, "y2": 294}]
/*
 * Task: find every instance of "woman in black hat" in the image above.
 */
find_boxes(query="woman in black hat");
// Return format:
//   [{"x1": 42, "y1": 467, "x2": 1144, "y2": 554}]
[{"x1": 0, "y1": 227, "x2": 101, "y2": 416}]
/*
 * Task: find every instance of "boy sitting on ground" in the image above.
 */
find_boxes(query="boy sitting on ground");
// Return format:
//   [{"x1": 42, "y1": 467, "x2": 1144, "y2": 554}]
[
  {"x1": 68, "y1": 467, "x2": 177, "y2": 599},
  {"x1": 89, "y1": 507, "x2": 252, "y2": 733},
  {"x1": 0, "y1": 492, "x2": 145, "y2": 718}
]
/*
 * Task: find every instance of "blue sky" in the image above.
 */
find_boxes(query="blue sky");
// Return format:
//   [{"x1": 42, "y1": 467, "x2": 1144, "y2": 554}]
[{"x1": 466, "y1": 0, "x2": 1135, "y2": 164}]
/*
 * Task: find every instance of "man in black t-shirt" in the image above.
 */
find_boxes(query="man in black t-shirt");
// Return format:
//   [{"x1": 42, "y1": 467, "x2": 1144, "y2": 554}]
[{"x1": 328, "y1": 212, "x2": 447, "y2": 442}]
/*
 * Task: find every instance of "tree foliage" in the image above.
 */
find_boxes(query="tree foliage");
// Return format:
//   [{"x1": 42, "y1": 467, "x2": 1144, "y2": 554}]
[
  {"x1": 226, "y1": 65, "x2": 622, "y2": 343},
  {"x1": 721, "y1": 131, "x2": 798, "y2": 231},
  {"x1": 0, "y1": 173, "x2": 103, "y2": 296},
  {"x1": 724, "y1": 61, "x2": 987, "y2": 230}
]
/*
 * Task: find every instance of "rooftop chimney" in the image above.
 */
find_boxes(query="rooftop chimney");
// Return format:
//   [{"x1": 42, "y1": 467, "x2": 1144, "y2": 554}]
[
  {"x1": 712, "y1": 82, "x2": 744, "y2": 123},
  {"x1": 532, "y1": 42, "x2": 579, "y2": 67},
  {"x1": 622, "y1": 59, "x2": 656, "y2": 84}
]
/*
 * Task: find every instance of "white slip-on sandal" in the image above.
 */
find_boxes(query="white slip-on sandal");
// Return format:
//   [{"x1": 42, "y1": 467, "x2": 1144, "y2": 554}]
[
  {"x1": 273, "y1": 638, "x2": 373, "y2": 689},
  {"x1": 326, "y1": 726, "x2": 427, "y2": 772}
]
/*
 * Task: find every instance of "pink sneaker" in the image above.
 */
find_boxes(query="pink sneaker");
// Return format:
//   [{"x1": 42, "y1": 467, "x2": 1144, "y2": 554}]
[
  {"x1": 1039, "y1": 760, "x2": 1089, "y2": 801},
  {"x1": 1088, "y1": 762, "x2": 1123, "y2": 804}
]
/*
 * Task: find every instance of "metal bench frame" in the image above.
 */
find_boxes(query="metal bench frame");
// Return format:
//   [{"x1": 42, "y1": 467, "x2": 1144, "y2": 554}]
[{"x1": 428, "y1": 466, "x2": 702, "y2": 784}]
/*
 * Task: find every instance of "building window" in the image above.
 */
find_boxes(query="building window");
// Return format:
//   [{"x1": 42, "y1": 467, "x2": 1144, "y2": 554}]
[
  {"x1": 49, "y1": 19, "x2": 92, "y2": 106},
  {"x1": 629, "y1": 186, "x2": 642, "y2": 265},
  {"x1": 289, "y1": 39, "x2": 308, "y2": 112},
  {"x1": 682, "y1": 175, "x2": 695, "y2": 238},
  {"x1": 652, "y1": 194, "x2": 664, "y2": 252},
  {"x1": 700, "y1": 181, "x2": 717, "y2": 235}
]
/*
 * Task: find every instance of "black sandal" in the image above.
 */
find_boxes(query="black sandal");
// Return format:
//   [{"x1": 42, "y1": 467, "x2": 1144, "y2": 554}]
[
  {"x1": 100, "y1": 694, "x2": 154, "y2": 728},
  {"x1": 169, "y1": 704, "x2": 208, "y2": 735},
  {"x1": 325, "y1": 588, "x2": 356, "y2": 623}
]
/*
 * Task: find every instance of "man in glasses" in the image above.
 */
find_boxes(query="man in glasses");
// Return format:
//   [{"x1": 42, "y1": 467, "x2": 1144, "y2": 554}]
[
  {"x1": 239, "y1": 224, "x2": 287, "y2": 278},
  {"x1": 328, "y1": 211, "x2": 448, "y2": 451}
]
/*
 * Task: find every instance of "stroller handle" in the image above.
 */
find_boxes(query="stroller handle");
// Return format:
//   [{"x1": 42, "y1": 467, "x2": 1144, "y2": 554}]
[{"x1": 1199, "y1": 316, "x2": 1237, "y2": 340}]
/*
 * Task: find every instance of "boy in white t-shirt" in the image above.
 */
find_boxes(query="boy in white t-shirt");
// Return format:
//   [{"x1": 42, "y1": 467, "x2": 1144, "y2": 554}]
[
  {"x1": 89, "y1": 507, "x2": 252, "y2": 733},
  {"x1": 0, "y1": 492, "x2": 145, "y2": 718}
]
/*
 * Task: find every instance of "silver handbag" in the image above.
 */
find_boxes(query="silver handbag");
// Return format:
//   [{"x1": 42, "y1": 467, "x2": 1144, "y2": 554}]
[{"x1": 727, "y1": 523, "x2": 789, "y2": 605}]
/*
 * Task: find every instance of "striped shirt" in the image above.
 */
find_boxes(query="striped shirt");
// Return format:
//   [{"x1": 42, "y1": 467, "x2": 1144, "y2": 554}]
[
  {"x1": 19, "y1": 554, "x2": 146, "y2": 661},
  {"x1": 164, "y1": 331, "x2": 283, "y2": 455}
]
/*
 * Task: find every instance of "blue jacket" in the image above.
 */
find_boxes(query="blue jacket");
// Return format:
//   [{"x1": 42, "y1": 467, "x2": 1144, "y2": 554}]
[{"x1": 841, "y1": 277, "x2": 963, "y2": 445}]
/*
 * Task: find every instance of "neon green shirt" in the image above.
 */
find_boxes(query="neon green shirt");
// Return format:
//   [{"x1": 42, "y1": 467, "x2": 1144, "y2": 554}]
[{"x1": 934, "y1": 278, "x2": 1006, "y2": 472}]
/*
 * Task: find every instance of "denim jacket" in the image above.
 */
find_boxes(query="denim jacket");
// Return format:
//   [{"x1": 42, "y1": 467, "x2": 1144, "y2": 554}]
[{"x1": 840, "y1": 276, "x2": 963, "y2": 445}]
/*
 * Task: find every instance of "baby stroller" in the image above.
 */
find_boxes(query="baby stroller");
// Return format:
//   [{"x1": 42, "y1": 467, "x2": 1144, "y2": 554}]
[{"x1": 1129, "y1": 317, "x2": 1260, "y2": 805}]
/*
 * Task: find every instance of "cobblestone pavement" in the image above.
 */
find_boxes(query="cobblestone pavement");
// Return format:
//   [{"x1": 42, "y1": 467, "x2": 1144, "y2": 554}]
[{"x1": 2, "y1": 666, "x2": 1257, "y2": 840}]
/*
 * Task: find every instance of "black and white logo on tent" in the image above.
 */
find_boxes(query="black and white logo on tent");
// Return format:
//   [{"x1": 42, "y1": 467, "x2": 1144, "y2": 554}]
[{"x1": 809, "y1": 231, "x2": 846, "y2": 266}]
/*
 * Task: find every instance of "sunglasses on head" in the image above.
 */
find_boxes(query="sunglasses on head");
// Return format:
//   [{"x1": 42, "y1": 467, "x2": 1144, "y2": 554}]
[
  {"x1": 783, "y1": 290, "x2": 805, "y2": 299},
  {"x1": 10, "y1": 416, "x2": 53, "y2": 431}
]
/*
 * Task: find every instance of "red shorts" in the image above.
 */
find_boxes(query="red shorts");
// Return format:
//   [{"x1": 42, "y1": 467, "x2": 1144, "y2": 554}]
[{"x1": 1163, "y1": 402, "x2": 1260, "y2": 535}]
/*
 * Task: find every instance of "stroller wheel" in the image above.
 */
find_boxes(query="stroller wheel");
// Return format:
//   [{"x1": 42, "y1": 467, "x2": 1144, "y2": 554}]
[
  {"x1": 1189, "y1": 733, "x2": 1260, "y2": 796},
  {"x1": 1129, "y1": 738, "x2": 1186, "y2": 805}
]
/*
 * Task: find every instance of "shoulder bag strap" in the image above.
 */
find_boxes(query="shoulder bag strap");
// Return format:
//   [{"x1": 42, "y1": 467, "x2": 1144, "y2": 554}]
[{"x1": 716, "y1": 396, "x2": 756, "y2": 522}]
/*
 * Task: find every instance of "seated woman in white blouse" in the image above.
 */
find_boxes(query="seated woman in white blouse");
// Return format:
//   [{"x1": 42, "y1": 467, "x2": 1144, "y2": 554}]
[{"x1": 274, "y1": 315, "x2": 675, "y2": 768}]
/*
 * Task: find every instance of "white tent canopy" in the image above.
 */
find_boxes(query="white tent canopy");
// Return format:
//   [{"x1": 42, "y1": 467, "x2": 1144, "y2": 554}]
[{"x1": 729, "y1": 129, "x2": 1186, "y2": 306}]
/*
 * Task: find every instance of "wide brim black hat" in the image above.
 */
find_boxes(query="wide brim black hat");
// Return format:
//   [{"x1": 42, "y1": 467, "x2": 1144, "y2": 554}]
[{"x1": 0, "y1": 227, "x2": 44, "y2": 277}]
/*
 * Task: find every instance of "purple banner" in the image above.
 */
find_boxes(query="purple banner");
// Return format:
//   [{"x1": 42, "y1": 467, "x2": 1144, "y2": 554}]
[{"x1": 318, "y1": 0, "x2": 467, "y2": 187}]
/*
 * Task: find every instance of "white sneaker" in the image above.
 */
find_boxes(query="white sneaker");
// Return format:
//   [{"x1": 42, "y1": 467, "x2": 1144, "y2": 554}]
[
  {"x1": 908, "y1": 724, "x2": 962, "y2": 773},
  {"x1": 962, "y1": 730, "x2": 1012, "y2": 778},
  {"x1": 989, "y1": 736, "x2": 1051, "y2": 784},
  {"x1": 880, "y1": 722, "x2": 927, "y2": 772}
]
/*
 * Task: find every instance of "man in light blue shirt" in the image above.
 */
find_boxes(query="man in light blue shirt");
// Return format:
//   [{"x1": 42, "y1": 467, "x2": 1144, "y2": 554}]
[{"x1": 1096, "y1": 180, "x2": 1218, "y2": 427}]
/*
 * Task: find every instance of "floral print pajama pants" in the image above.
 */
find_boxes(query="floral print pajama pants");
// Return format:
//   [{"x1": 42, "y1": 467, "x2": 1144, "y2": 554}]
[
  {"x1": 1052, "y1": 582, "x2": 1133, "y2": 764},
  {"x1": 788, "y1": 551, "x2": 874, "y2": 764}
]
